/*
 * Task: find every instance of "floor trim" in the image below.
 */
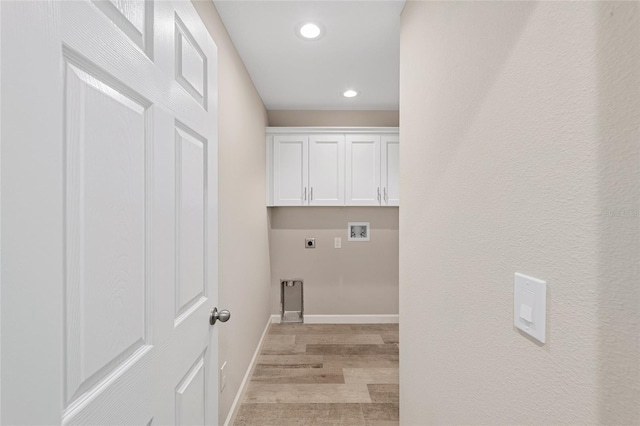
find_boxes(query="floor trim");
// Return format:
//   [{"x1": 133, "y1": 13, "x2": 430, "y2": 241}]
[
  {"x1": 223, "y1": 315, "x2": 272, "y2": 426},
  {"x1": 270, "y1": 314, "x2": 399, "y2": 324}
]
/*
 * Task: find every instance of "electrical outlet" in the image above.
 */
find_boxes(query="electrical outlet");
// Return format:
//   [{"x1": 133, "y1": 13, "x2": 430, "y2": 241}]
[
  {"x1": 220, "y1": 361, "x2": 227, "y2": 393},
  {"x1": 334, "y1": 237, "x2": 341, "y2": 249},
  {"x1": 305, "y1": 238, "x2": 316, "y2": 248}
]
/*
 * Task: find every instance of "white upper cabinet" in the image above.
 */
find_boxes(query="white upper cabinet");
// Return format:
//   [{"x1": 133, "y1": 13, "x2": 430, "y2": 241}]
[
  {"x1": 272, "y1": 134, "x2": 344, "y2": 206},
  {"x1": 273, "y1": 135, "x2": 308, "y2": 206},
  {"x1": 381, "y1": 135, "x2": 400, "y2": 206},
  {"x1": 346, "y1": 134, "x2": 399, "y2": 206},
  {"x1": 309, "y1": 135, "x2": 345, "y2": 206},
  {"x1": 267, "y1": 127, "x2": 398, "y2": 207},
  {"x1": 346, "y1": 135, "x2": 381, "y2": 206}
]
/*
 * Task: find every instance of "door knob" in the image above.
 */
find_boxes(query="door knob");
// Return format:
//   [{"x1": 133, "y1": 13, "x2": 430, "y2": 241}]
[{"x1": 210, "y1": 307, "x2": 231, "y2": 325}]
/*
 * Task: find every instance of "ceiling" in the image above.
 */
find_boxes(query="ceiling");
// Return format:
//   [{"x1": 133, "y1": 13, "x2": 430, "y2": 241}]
[{"x1": 214, "y1": 1, "x2": 404, "y2": 111}]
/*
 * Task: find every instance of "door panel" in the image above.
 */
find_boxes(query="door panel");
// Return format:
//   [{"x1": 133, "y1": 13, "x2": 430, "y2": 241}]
[
  {"x1": 309, "y1": 135, "x2": 345, "y2": 206},
  {"x1": 64, "y1": 55, "x2": 151, "y2": 406},
  {"x1": 346, "y1": 135, "x2": 381, "y2": 206},
  {"x1": 175, "y1": 353, "x2": 207, "y2": 426},
  {"x1": 91, "y1": 0, "x2": 153, "y2": 57},
  {"x1": 175, "y1": 14, "x2": 207, "y2": 109},
  {"x1": 175, "y1": 124, "x2": 207, "y2": 322},
  {"x1": 1, "y1": 1, "x2": 219, "y2": 424}
]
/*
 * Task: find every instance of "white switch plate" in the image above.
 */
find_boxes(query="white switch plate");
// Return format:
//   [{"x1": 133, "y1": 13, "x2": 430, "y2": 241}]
[
  {"x1": 334, "y1": 237, "x2": 341, "y2": 249},
  {"x1": 514, "y1": 273, "x2": 546, "y2": 343}
]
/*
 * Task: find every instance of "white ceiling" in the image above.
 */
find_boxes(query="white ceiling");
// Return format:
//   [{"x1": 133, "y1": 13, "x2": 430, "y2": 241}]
[{"x1": 214, "y1": 1, "x2": 404, "y2": 110}]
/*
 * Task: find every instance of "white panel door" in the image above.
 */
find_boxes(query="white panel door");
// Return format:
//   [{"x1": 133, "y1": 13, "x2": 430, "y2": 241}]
[
  {"x1": 273, "y1": 135, "x2": 309, "y2": 206},
  {"x1": 381, "y1": 135, "x2": 400, "y2": 206},
  {"x1": 1, "y1": 1, "x2": 220, "y2": 425},
  {"x1": 346, "y1": 135, "x2": 381, "y2": 206},
  {"x1": 308, "y1": 135, "x2": 345, "y2": 206}
]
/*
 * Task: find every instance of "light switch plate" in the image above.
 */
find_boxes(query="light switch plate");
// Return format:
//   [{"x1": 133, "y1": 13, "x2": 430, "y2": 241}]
[{"x1": 514, "y1": 273, "x2": 546, "y2": 343}]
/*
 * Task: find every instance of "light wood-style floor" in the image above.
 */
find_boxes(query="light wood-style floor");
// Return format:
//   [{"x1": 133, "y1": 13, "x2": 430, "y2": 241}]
[{"x1": 234, "y1": 323, "x2": 399, "y2": 426}]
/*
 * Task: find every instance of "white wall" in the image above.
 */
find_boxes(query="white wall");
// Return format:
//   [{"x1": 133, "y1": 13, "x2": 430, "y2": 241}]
[
  {"x1": 399, "y1": 1, "x2": 639, "y2": 424},
  {"x1": 192, "y1": 2, "x2": 272, "y2": 424},
  {"x1": 269, "y1": 207, "x2": 399, "y2": 315}
]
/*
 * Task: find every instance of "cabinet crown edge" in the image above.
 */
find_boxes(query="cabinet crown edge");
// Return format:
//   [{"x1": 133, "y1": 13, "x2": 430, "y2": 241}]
[{"x1": 266, "y1": 126, "x2": 399, "y2": 135}]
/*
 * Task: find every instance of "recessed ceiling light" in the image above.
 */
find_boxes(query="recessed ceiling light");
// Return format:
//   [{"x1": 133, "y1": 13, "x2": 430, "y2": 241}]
[
  {"x1": 296, "y1": 22, "x2": 324, "y2": 40},
  {"x1": 343, "y1": 89, "x2": 359, "y2": 98}
]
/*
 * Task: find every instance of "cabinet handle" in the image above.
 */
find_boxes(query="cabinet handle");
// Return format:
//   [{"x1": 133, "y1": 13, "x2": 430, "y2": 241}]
[
  {"x1": 304, "y1": 187, "x2": 307, "y2": 201},
  {"x1": 383, "y1": 187, "x2": 387, "y2": 203},
  {"x1": 377, "y1": 187, "x2": 380, "y2": 203},
  {"x1": 310, "y1": 187, "x2": 313, "y2": 201}
]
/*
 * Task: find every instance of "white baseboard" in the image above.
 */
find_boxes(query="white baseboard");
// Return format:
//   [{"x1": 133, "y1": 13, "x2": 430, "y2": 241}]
[
  {"x1": 223, "y1": 315, "x2": 271, "y2": 426},
  {"x1": 270, "y1": 314, "x2": 399, "y2": 324}
]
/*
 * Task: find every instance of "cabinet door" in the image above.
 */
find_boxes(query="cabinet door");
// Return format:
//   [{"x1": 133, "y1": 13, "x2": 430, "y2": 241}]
[
  {"x1": 381, "y1": 135, "x2": 400, "y2": 206},
  {"x1": 346, "y1": 135, "x2": 381, "y2": 206},
  {"x1": 308, "y1": 135, "x2": 345, "y2": 206},
  {"x1": 273, "y1": 135, "x2": 308, "y2": 206}
]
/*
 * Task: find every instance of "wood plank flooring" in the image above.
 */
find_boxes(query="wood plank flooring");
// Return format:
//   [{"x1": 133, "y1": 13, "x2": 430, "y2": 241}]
[{"x1": 234, "y1": 323, "x2": 399, "y2": 426}]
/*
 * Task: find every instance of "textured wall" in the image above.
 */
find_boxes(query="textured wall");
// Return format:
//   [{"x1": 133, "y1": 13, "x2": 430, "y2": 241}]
[
  {"x1": 269, "y1": 207, "x2": 399, "y2": 315},
  {"x1": 192, "y1": 2, "x2": 272, "y2": 424},
  {"x1": 267, "y1": 110, "x2": 399, "y2": 127},
  {"x1": 399, "y1": 1, "x2": 639, "y2": 424}
]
